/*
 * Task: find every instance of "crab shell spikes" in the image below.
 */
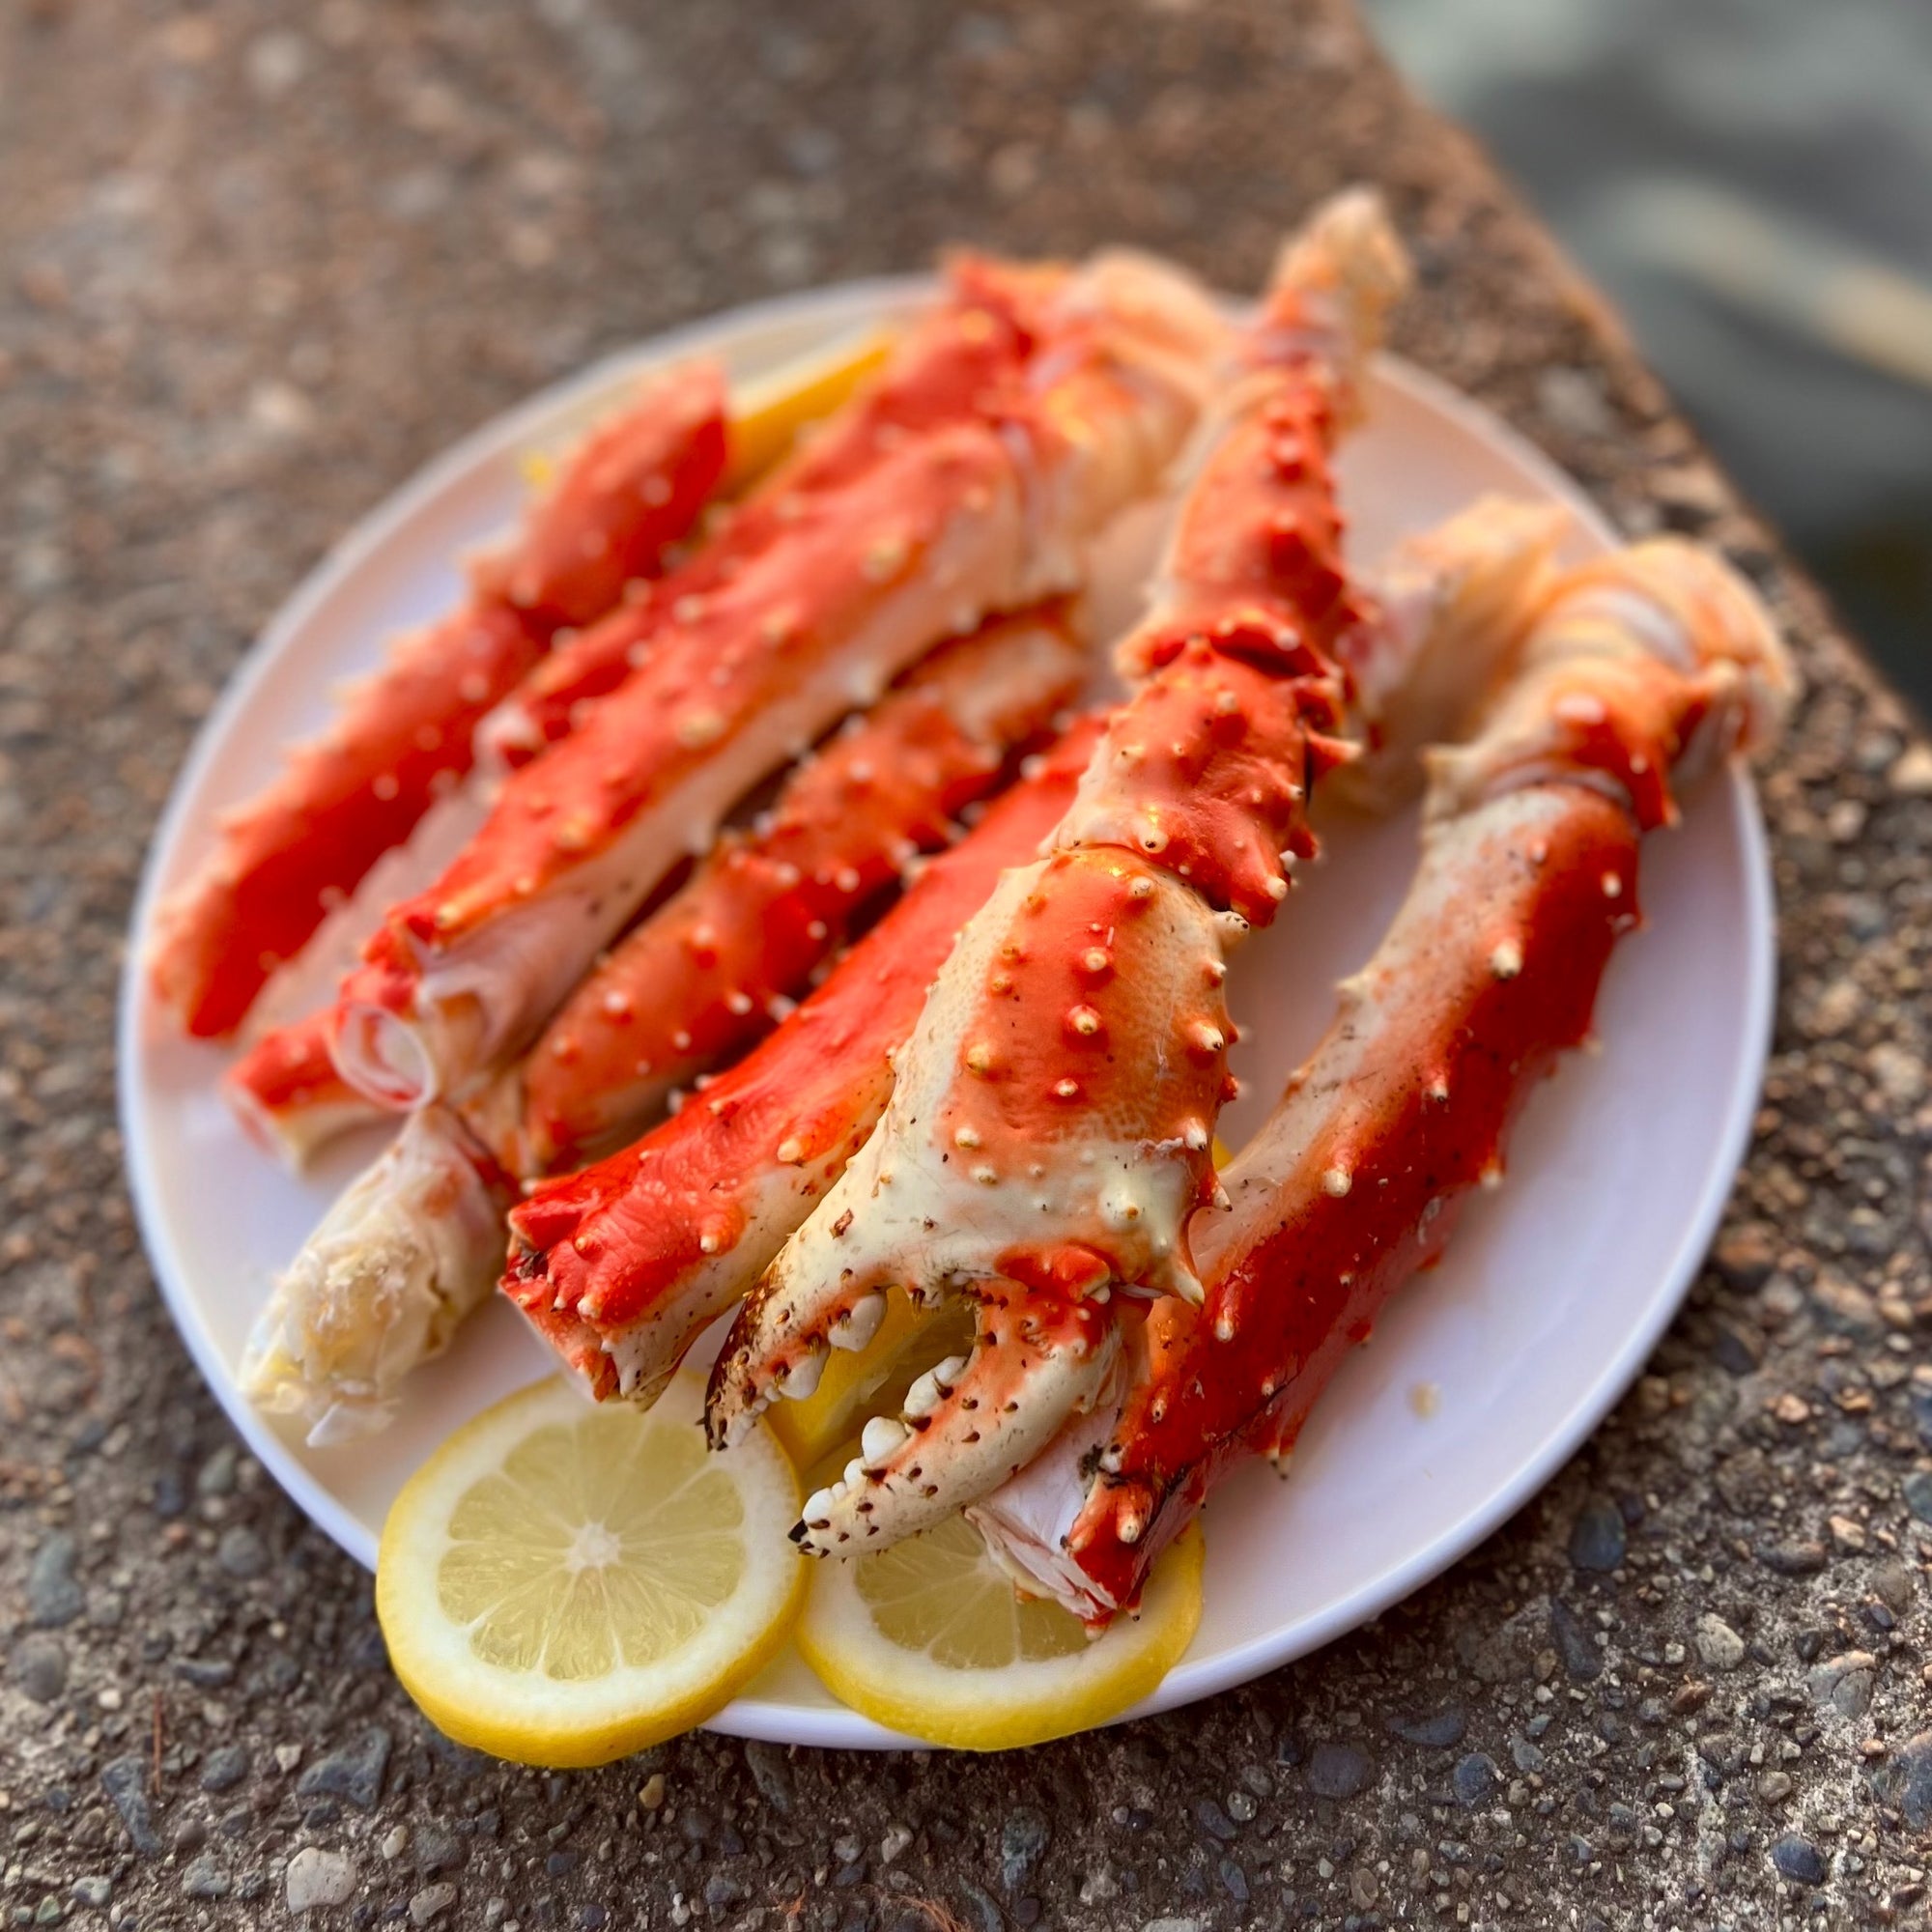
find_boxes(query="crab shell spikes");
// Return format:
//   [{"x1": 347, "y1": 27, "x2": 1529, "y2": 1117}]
[
  {"x1": 502, "y1": 715, "x2": 1108, "y2": 1410},
  {"x1": 782, "y1": 1282, "x2": 1122, "y2": 1552},
  {"x1": 702, "y1": 846, "x2": 1230, "y2": 1447},
  {"x1": 707, "y1": 190, "x2": 1409, "y2": 1530}
]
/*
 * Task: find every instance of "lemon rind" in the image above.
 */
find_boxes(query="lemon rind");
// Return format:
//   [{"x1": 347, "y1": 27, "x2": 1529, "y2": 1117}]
[{"x1": 795, "y1": 1523, "x2": 1204, "y2": 1752}]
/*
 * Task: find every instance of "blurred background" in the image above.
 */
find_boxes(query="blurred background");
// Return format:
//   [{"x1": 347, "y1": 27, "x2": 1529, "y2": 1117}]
[{"x1": 1365, "y1": 0, "x2": 1932, "y2": 713}]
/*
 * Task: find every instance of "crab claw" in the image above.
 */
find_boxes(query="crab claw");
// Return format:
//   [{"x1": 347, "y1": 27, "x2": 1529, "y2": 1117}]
[
  {"x1": 701, "y1": 841, "x2": 1232, "y2": 1430},
  {"x1": 778, "y1": 1281, "x2": 1122, "y2": 1551}
]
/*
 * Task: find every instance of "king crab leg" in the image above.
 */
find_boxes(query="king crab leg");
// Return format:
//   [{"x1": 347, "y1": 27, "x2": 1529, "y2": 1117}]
[
  {"x1": 237, "y1": 491, "x2": 1565, "y2": 1433},
  {"x1": 331, "y1": 253, "x2": 1232, "y2": 1110},
  {"x1": 492, "y1": 603, "x2": 1091, "y2": 1173},
  {"x1": 707, "y1": 190, "x2": 1412, "y2": 1548},
  {"x1": 505, "y1": 495, "x2": 1564, "y2": 1413},
  {"x1": 968, "y1": 536, "x2": 1795, "y2": 1621},
  {"x1": 479, "y1": 260, "x2": 1077, "y2": 764},
  {"x1": 238, "y1": 612, "x2": 1091, "y2": 1433},
  {"x1": 227, "y1": 603, "x2": 1087, "y2": 1172},
  {"x1": 147, "y1": 366, "x2": 728, "y2": 1037},
  {"x1": 218, "y1": 306, "x2": 1080, "y2": 1158},
  {"x1": 503, "y1": 717, "x2": 1107, "y2": 1409},
  {"x1": 220, "y1": 777, "x2": 511, "y2": 1168}
]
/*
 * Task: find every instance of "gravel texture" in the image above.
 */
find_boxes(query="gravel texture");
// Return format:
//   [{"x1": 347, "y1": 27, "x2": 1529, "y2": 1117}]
[{"x1": 2, "y1": 1, "x2": 1929, "y2": 1927}]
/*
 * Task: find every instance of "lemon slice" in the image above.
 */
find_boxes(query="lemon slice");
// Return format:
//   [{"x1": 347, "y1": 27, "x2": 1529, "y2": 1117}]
[
  {"x1": 764, "y1": 1287, "x2": 974, "y2": 1471},
  {"x1": 724, "y1": 328, "x2": 895, "y2": 493},
  {"x1": 797, "y1": 1515, "x2": 1204, "y2": 1750},
  {"x1": 377, "y1": 1372, "x2": 804, "y2": 1767}
]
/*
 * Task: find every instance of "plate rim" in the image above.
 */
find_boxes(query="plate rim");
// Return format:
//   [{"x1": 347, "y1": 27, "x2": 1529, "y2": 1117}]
[{"x1": 118, "y1": 276, "x2": 1775, "y2": 1750}]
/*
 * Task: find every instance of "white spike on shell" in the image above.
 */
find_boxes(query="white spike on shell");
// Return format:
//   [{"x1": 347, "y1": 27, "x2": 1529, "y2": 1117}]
[
  {"x1": 828, "y1": 1291, "x2": 887, "y2": 1351},
  {"x1": 780, "y1": 1347, "x2": 826, "y2": 1400}
]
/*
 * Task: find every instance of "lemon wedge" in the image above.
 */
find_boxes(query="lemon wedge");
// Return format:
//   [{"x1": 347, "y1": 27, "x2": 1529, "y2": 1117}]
[
  {"x1": 724, "y1": 328, "x2": 895, "y2": 494},
  {"x1": 376, "y1": 1372, "x2": 804, "y2": 1767},
  {"x1": 516, "y1": 327, "x2": 893, "y2": 503},
  {"x1": 796, "y1": 1515, "x2": 1204, "y2": 1750}
]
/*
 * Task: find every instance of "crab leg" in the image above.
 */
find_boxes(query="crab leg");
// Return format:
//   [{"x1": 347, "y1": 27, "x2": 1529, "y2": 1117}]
[
  {"x1": 219, "y1": 775, "x2": 508, "y2": 1170},
  {"x1": 227, "y1": 603, "x2": 1086, "y2": 1176},
  {"x1": 969, "y1": 537, "x2": 1794, "y2": 1621},
  {"x1": 237, "y1": 632, "x2": 1090, "y2": 1440},
  {"x1": 240, "y1": 1105, "x2": 516, "y2": 1445},
  {"x1": 147, "y1": 367, "x2": 728, "y2": 1037},
  {"x1": 480, "y1": 262, "x2": 1074, "y2": 764},
  {"x1": 509, "y1": 493, "x2": 1562, "y2": 1413},
  {"x1": 228, "y1": 489, "x2": 1557, "y2": 1174},
  {"x1": 222, "y1": 781, "x2": 506, "y2": 1167},
  {"x1": 708, "y1": 191, "x2": 1410, "y2": 1543},
  {"x1": 226, "y1": 1010, "x2": 386, "y2": 1171},
  {"x1": 238, "y1": 426, "x2": 1554, "y2": 1444},
  {"x1": 332, "y1": 255, "x2": 1230, "y2": 1109},
  {"x1": 503, "y1": 717, "x2": 1106, "y2": 1408},
  {"x1": 493, "y1": 603, "x2": 1090, "y2": 1172}
]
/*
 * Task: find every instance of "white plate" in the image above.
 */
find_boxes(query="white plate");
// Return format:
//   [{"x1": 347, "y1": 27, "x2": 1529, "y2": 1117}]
[{"x1": 120, "y1": 279, "x2": 1774, "y2": 1749}]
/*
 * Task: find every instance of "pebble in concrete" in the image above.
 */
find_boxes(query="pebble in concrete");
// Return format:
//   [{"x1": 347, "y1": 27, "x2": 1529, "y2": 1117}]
[
  {"x1": 1567, "y1": 1497, "x2": 1626, "y2": 1573},
  {"x1": 27, "y1": 1531, "x2": 84, "y2": 1628},
  {"x1": 1693, "y1": 1614, "x2": 1747, "y2": 1671},
  {"x1": 286, "y1": 1848, "x2": 358, "y2": 1913}
]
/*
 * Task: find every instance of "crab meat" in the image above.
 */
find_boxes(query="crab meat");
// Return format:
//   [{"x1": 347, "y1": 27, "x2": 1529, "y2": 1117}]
[
  {"x1": 147, "y1": 366, "x2": 727, "y2": 1037},
  {"x1": 332, "y1": 253, "x2": 1232, "y2": 1108},
  {"x1": 505, "y1": 718, "x2": 1105, "y2": 1408},
  {"x1": 493, "y1": 602, "x2": 1091, "y2": 1172},
  {"x1": 969, "y1": 535, "x2": 1795, "y2": 1621},
  {"x1": 240, "y1": 1106, "x2": 516, "y2": 1445},
  {"x1": 708, "y1": 189, "x2": 1410, "y2": 1543}
]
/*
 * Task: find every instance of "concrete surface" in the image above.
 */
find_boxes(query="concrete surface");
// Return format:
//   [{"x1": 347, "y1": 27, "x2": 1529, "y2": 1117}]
[{"x1": 1, "y1": 2, "x2": 1928, "y2": 1927}]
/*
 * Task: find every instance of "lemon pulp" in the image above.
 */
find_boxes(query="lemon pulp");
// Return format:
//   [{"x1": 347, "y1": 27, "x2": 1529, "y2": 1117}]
[
  {"x1": 378, "y1": 1372, "x2": 803, "y2": 1767},
  {"x1": 436, "y1": 1407, "x2": 746, "y2": 1679}
]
